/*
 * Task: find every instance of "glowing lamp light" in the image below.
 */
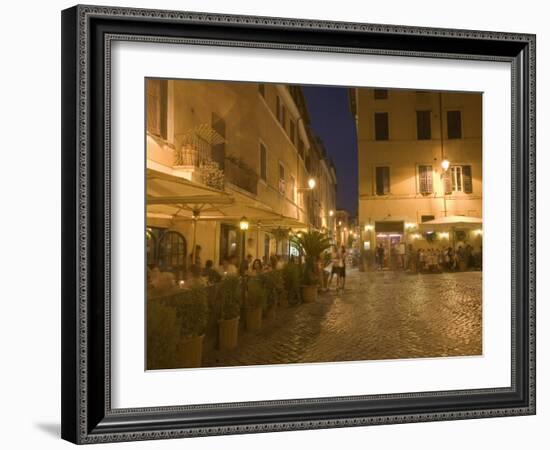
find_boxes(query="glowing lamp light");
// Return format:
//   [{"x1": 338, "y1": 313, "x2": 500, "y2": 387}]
[
  {"x1": 473, "y1": 229, "x2": 483, "y2": 236},
  {"x1": 329, "y1": 210, "x2": 334, "y2": 217},
  {"x1": 308, "y1": 178, "x2": 316, "y2": 189},
  {"x1": 405, "y1": 222, "x2": 416, "y2": 230},
  {"x1": 439, "y1": 232, "x2": 450, "y2": 239},
  {"x1": 338, "y1": 221, "x2": 342, "y2": 226},
  {"x1": 239, "y1": 216, "x2": 249, "y2": 231},
  {"x1": 364, "y1": 224, "x2": 374, "y2": 232},
  {"x1": 441, "y1": 159, "x2": 450, "y2": 171}
]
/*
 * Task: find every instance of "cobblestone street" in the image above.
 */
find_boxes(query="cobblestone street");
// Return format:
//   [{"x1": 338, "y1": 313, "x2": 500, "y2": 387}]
[{"x1": 203, "y1": 269, "x2": 482, "y2": 367}]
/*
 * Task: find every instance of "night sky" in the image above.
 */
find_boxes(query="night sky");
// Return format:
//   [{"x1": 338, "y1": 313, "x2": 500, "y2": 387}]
[{"x1": 302, "y1": 86, "x2": 358, "y2": 217}]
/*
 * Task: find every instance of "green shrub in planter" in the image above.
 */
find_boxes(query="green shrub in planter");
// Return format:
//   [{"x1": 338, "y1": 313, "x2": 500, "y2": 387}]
[
  {"x1": 258, "y1": 271, "x2": 284, "y2": 311},
  {"x1": 246, "y1": 278, "x2": 267, "y2": 310},
  {"x1": 161, "y1": 287, "x2": 209, "y2": 339},
  {"x1": 282, "y1": 262, "x2": 302, "y2": 305},
  {"x1": 217, "y1": 275, "x2": 241, "y2": 320},
  {"x1": 147, "y1": 300, "x2": 179, "y2": 369}
]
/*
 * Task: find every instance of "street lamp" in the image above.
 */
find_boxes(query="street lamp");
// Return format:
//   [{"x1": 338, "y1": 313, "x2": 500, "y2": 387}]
[
  {"x1": 329, "y1": 210, "x2": 334, "y2": 217},
  {"x1": 308, "y1": 177, "x2": 316, "y2": 189},
  {"x1": 440, "y1": 159, "x2": 450, "y2": 217},
  {"x1": 239, "y1": 216, "x2": 249, "y2": 231},
  {"x1": 441, "y1": 158, "x2": 450, "y2": 172}
]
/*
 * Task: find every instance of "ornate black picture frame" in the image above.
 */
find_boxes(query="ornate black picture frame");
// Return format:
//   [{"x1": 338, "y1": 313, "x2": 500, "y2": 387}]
[{"x1": 61, "y1": 4, "x2": 536, "y2": 444}]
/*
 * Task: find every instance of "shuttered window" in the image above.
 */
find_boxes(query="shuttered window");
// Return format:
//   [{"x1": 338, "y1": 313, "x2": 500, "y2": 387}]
[
  {"x1": 146, "y1": 79, "x2": 167, "y2": 139},
  {"x1": 278, "y1": 162, "x2": 285, "y2": 195},
  {"x1": 259, "y1": 143, "x2": 267, "y2": 182},
  {"x1": 462, "y1": 165, "x2": 473, "y2": 193},
  {"x1": 446, "y1": 165, "x2": 473, "y2": 193},
  {"x1": 418, "y1": 165, "x2": 433, "y2": 194},
  {"x1": 289, "y1": 120, "x2": 296, "y2": 145},
  {"x1": 447, "y1": 110, "x2": 462, "y2": 139},
  {"x1": 374, "y1": 112, "x2": 389, "y2": 141},
  {"x1": 416, "y1": 110, "x2": 431, "y2": 140},
  {"x1": 374, "y1": 89, "x2": 388, "y2": 99},
  {"x1": 375, "y1": 166, "x2": 390, "y2": 195}
]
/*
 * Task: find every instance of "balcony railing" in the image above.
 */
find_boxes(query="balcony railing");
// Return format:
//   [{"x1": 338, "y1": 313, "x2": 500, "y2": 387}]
[{"x1": 224, "y1": 157, "x2": 258, "y2": 195}]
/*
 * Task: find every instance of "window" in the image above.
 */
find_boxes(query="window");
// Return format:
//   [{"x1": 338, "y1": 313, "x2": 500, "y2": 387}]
[
  {"x1": 278, "y1": 162, "x2": 285, "y2": 195},
  {"x1": 281, "y1": 105, "x2": 287, "y2": 130},
  {"x1": 445, "y1": 165, "x2": 473, "y2": 193},
  {"x1": 276, "y1": 96, "x2": 282, "y2": 125},
  {"x1": 418, "y1": 165, "x2": 433, "y2": 194},
  {"x1": 374, "y1": 89, "x2": 388, "y2": 100},
  {"x1": 258, "y1": 83, "x2": 265, "y2": 97},
  {"x1": 289, "y1": 120, "x2": 296, "y2": 144},
  {"x1": 421, "y1": 215, "x2": 435, "y2": 223},
  {"x1": 259, "y1": 143, "x2": 267, "y2": 182},
  {"x1": 447, "y1": 110, "x2": 462, "y2": 139},
  {"x1": 211, "y1": 113, "x2": 226, "y2": 169},
  {"x1": 157, "y1": 230, "x2": 187, "y2": 279},
  {"x1": 146, "y1": 79, "x2": 167, "y2": 138},
  {"x1": 375, "y1": 166, "x2": 390, "y2": 195},
  {"x1": 289, "y1": 175, "x2": 296, "y2": 203},
  {"x1": 416, "y1": 110, "x2": 431, "y2": 140},
  {"x1": 298, "y1": 139, "x2": 305, "y2": 159},
  {"x1": 374, "y1": 112, "x2": 389, "y2": 140}
]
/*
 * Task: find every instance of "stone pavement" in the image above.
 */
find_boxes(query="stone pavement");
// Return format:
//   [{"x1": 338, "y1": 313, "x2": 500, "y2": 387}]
[{"x1": 202, "y1": 268, "x2": 482, "y2": 368}]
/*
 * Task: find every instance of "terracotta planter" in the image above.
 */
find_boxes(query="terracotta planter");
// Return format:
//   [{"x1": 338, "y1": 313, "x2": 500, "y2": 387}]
[
  {"x1": 218, "y1": 316, "x2": 239, "y2": 350},
  {"x1": 278, "y1": 293, "x2": 289, "y2": 308},
  {"x1": 301, "y1": 285, "x2": 318, "y2": 303},
  {"x1": 176, "y1": 334, "x2": 204, "y2": 368},
  {"x1": 265, "y1": 306, "x2": 276, "y2": 321},
  {"x1": 245, "y1": 307, "x2": 263, "y2": 332}
]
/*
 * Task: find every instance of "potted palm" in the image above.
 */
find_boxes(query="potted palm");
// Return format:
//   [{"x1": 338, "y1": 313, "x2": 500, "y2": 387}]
[
  {"x1": 216, "y1": 276, "x2": 241, "y2": 350},
  {"x1": 245, "y1": 277, "x2": 267, "y2": 332},
  {"x1": 164, "y1": 286, "x2": 209, "y2": 368},
  {"x1": 292, "y1": 230, "x2": 331, "y2": 303}
]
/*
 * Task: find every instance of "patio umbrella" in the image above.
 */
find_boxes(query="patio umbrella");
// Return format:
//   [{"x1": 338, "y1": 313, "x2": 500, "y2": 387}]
[{"x1": 418, "y1": 215, "x2": 482, "y2": 250}]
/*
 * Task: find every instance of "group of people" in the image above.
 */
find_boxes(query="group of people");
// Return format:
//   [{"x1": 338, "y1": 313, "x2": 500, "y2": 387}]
[
  {"x1": 372, "y1": 242, "x2": 482, "y2": 273},
  {"x1": 327, "y1": 245, "x2": 347, "y2": 292}
]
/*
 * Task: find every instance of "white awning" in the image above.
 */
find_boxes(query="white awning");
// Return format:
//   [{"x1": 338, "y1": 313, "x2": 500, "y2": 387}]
[{"x1": 418, "y1": 215, "x2": 482, "y2": 231}]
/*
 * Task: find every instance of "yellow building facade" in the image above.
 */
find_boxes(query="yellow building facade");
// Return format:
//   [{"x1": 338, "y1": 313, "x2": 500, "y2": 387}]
[
  {"x1": 351, "y1": 88, "x2": 482, "y2": 258},
  {"x1": 146, "y1": 79, "x2": 337, "y2": 276}
]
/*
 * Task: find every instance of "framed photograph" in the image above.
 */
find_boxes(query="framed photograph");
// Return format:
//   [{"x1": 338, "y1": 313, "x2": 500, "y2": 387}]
[{"x1": 61, "y1": 5, "x2": 536, "y2": 444}]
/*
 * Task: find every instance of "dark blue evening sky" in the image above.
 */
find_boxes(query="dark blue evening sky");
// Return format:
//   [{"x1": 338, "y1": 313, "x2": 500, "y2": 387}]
[{"x1": 302, "y1": 86, "x2": 358, "y2": 217}]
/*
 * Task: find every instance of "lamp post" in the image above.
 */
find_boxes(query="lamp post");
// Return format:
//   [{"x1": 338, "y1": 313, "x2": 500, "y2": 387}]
[
  {"x1": 441, "y1": 159, "x2": 450, "y2": 217},
  {"x1": 298, "y1": 177, "x2": 317, "y2": 230},
  {"x1": 239, "y1": 216, "x2": 249, "y2": 262}
]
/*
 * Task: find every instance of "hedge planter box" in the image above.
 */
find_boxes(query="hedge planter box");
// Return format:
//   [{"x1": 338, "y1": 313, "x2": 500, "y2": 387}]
[
  {"x1": 301, "y1": 285, "x2": 318, "y2": 303},
  {"x1": 176, "y1": 334, "x2": 204, "y2": 368},
  {"x1": 218, "y1": 316, "x2": 239, "y2": 350},
  {"x1": 245, "y1": 307, "x2": 263, "y2": 332}
]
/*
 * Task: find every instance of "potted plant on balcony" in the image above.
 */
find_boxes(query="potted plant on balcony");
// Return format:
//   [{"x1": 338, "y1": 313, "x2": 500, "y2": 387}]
[
  {"x1": 293, "y1": 230, "x2": 331, "y2": 303},
  {"x1": 216, "y1": 275, "x2": 241, "y2": 350},
  {"x1": 165, "y1": 286, "x2": 209, "y2": 368},
  {"x1": 245, "y1": 277, "x2": 266, "y2": 332}
]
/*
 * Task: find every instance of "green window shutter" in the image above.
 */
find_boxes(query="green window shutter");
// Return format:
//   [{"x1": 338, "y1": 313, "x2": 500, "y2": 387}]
[
  {"x1": 443, "y1": 170, "x2": 452, "y2": 194},
  {"x1": 419, "y1": 165, "x2": 433, "y2": 194},
  {"x1": 376, "y1": 167, "x2": 390, "y2": 195},
  {"x1": 463, "y1": 165, "x2": 473, "y2": 193}
]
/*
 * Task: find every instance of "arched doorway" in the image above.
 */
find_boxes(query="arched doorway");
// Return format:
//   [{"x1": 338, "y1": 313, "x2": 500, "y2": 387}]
[{"x1": 157, "y1": 230, "x2": 187, "y2": 281}]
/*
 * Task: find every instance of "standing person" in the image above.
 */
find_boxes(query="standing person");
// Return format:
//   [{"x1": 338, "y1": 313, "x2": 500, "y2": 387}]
[
  {"x1": 376, "y1": 243, "x2": 385, "y2": 271},
  {"x1": 338, "y1": 246, "x2": 347, "y2": 292},
  {"x1": 189, "y1": 245, "x2": 202, "y2": 269},
  {"x1": 249, "y1": 259, "x2": 263, "y2": 276},
  {"x1": 240, "y1": 254, "x2": 253, "y2": 276},
  {"x1": 328, "y1": 246, "x2": 340, "y2": 289}
]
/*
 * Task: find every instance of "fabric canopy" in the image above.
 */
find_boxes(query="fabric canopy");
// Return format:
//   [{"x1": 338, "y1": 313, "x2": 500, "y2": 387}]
[
  {"x1": 418, "y1": 215, "x2": 482, "y2": 231},
  {"x1": 146, "y1": 168, "x2": 307, "y2": 229}
]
